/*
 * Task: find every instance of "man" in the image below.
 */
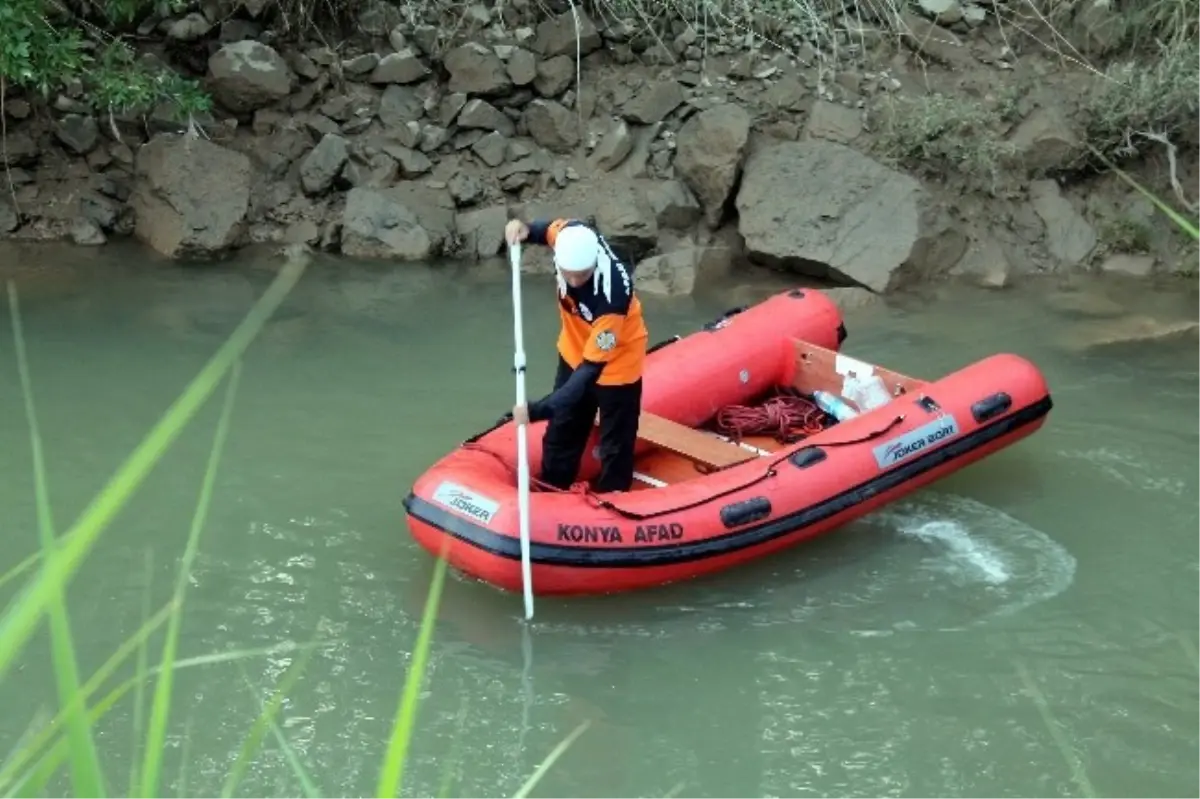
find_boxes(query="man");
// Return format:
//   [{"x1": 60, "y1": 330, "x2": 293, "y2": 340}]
[{"x1": 506, "y1": 215, "x2": 648, "y2": 493}]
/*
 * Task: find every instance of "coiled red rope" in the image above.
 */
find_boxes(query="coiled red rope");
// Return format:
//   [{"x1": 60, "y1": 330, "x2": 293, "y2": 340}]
[{"x1": 712, "y1": 390, "x2": 829, "y2": 444}]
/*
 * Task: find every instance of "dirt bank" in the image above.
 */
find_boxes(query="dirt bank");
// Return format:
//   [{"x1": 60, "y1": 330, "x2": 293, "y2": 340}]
[{"x1": 1, "y1": 0, "x2": 1196, "y2": 299}]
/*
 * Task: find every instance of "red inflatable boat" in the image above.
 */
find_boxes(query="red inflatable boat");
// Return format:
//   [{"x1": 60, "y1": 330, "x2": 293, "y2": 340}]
[{"x1": 402, "y1": 288, "x2": 1053, "y2": 596}]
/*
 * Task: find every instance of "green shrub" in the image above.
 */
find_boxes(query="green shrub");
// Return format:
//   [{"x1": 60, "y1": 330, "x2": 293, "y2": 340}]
[{"x1": 0, "y1": 0, "x2": 209, "y2": 121}]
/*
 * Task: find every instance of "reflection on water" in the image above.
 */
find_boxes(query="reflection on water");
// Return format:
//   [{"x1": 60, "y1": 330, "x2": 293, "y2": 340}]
[{"x1": 0, "y1": 240, "x2": 1196, "y2": 798}]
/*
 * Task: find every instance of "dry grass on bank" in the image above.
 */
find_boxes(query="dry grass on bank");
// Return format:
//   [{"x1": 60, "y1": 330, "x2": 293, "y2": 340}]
[
  {"x1": 1081, "y1": 40, "x2": 1199, "y2": 163},
  {"x1": 1022, "y1": 0, "x2": 1199, "y2": 49},
  {"x1": 867, "y1": 34, "x2": 1198, "y2": 193},
  {"x1": 868, "y1": 87, "x2": 1026, "y2": 193}
]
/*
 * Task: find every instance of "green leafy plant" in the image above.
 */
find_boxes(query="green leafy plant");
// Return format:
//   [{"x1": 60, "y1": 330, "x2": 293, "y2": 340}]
[{"x1": 0, "y1": 0, "x2": 209, "y2": 122}]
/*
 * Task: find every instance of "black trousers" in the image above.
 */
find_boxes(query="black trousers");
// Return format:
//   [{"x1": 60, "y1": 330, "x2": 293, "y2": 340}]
[{"x1": 540, "y1": 356, "x2": 642, "y2": 492}]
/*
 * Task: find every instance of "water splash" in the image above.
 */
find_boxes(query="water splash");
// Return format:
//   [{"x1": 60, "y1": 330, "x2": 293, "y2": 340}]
[
  {"x1": 1057, "y1": 446, "x2": 1188, "y2": 497},
  {"x1": 842, "y1": 492, "x2": 1077, "y2": 633},
  {"x1": 457, "y1": 493, "x2": 1078, "y2": 643}
]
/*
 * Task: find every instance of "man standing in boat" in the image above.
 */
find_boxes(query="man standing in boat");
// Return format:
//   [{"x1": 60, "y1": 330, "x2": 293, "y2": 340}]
[{"x1": 506, "y1": 215, "x2": 648, "y2": 493}]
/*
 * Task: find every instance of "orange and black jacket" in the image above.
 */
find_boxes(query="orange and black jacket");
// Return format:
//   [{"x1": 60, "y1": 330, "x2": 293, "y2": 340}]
[{"x1": 524, "y1": 217, "x2": 649, "y2": 422}]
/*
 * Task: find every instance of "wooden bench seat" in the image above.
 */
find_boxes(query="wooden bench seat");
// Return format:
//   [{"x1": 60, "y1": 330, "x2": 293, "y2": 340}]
[
  {"x1": 595, "y1": 411, "x2": 756, "y2": 470},
  {"x1": 636, "y1": 413, "x2": 757, "y2": 469}
]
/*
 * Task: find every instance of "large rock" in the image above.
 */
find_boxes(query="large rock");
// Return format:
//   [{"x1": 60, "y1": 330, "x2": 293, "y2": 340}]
[
  {"x1": 620, "y1": 80, "x2": 685, "y2": 125},
  {"x1": 207, "y1": 40, "x2": 293, "y2": 113},
  {"x1": 634, "y1": 249, "x2": 697, "y2": 296},
  {"x1": 803, "y1": 101, "x2": 862, "y2": 144},
  {"x1": 299, "y1": 133, "x2": 348, "y2": 194},
  {"x1": 673, "y1": 103, "x2": 751, "y2": 228},
  {"x1": 0, "y1": 131, "x2": 38, "y2": 167},
  {"x1": 641, "y1": 179, "x2": 701, "y2": 230},
  {"x1": 1029, "y1": 179, "x2": 1096, "y2": 266},
  {"x1": 1062, "y1": 316, "x2": 1199, "y2": 352},
  {"x1": 524, "y1": 99, "x2": 579, "y2": 153},
  {"x1": 458, "y1": 98, "x2": 515, "y2": 137},
  {"x1": 1008, "y1": 106, "x2": 1080, "y2": 173},
  {"x1": 131, "y1": 134, "x2": 252, "y2": 259},
  {"x1": 369, "y1": 49, "x2": 430, "y2": 84},
  {"x1": 635, "y1": 228, "x2": 741, "y2": 296},
  {"x1": 522, "y1": 176, "x2": 659, "y2": 262},
  {"x1": 455, "y1": 204, "x2": 508, "y2": 259},
  {"x1": 340, "y1": 182, "x2": 455, "y2": 258},
  {"x1": 735, "y1": 140, "x2": 967, "y2": 293},
  {"x1": 952, "y1": 229, "x2": 1014, "y2": 289},
  {"x1": 55, "y1": 114, "x2": 99, "y2": 155},
  {"x1": 1, "y1": 200, "x2": 19, "y2": 234},
  {"x1": 590, "y1": 118, "x2": 633, "y2": 171},
  {"x1": 444, "y1": 42, "x2": 511, "y2": 96},
  {"x1": 340, "y1": 187, "x2": 433, "y2": 260},
  {"x1": 534, "y1": 10, "x2": 602, "y2": 58}
]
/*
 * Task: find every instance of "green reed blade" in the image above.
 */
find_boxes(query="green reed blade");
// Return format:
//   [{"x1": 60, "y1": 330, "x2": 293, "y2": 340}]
[
  {"x1": 9, "y1": 281, "x2": 106, "y2": 798},
  {"x1": 0, "y1": 551, "x2": 40, "y2": 594},
  {"x1": 0, "y1": 254, "x2": 306, "y2": 685},
  {"x1": 237, "y1": 662, "x2": 323, "y2": 799},
  {"x1": 1087, "y1": 142, "x2": 1199, "y2": 240},
  {"x1": 176, "y1": 717, "x2": 193, "y2": 799},
  {"x1": 0, "y1": 640, "x2": 326, "y2": 797},
  {"x1": 129, "y1": 550, "x2": 154, "y2": 798},
  {"x1": 220, "y1": 641, "x2": 318, "y2": 798},
  {"x1": 0, "y1": 600, "x2": 176, "y2": 792},
  {"x1": 0, "y1": 707, "x2": 51, "y2": 792},
  {"x1": 1014, "y1": 659, "x2": 1097, "y2": 799},
  {"x1": 436, "y1": 695, "x2": 471, "y2": 799},
  {"x1": 376, "y1": 552, "x2": 449, "y2": 798},
  {"x1": 512, "y1": 720, "x2": 591, "y2": 799},
  {"x1": 11, "y1": 657, "x2": 145, "y2": 795},
  {"x1": 140, "y1": 360, "x2": 242, "y2": 798}
]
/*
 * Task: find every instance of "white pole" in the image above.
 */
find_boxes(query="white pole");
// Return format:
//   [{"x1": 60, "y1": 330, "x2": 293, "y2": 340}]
[{"x1": 509, "y1": 241, "x2": 535, "y2": 620}]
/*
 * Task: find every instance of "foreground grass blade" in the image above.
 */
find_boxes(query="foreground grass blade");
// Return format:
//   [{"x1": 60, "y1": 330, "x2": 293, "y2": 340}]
[
  {"x1": 9, "y1": 281, "x2": 106, "y2": 797},
  {"x1": 0, "y1": 253, "x2": 306, "y2": 685},
  {"x1": 129, "y1": 551, "x2": 154, "y2": 798},
  {"x1": 140, "y1": 360, "x2": 243, "y2": 798},
  {"x1": 176, "y1": 717, "x2": 193, "y2": 798},
  {"x1": 13, "y1": 658, "x2": 154, "y2": 794},
  {"x1": 376, "y1": 550, "x2": 450, "y2": 798},
  {"x1": 236, "y1": 662, "x2": 322, "y2": 799},
  {"x1": 511, "y1": 720, "x2": 591, "y2": 799},
  {"x1": 220, "y1": 642, "x2": 318, "y2": 798},
  {"x1": 0, "y1": 551, "x2": 40, "y2": 593},
  {"x1": 436, "y1": 695, "x2": 471, "y2": 799},
  {"x1": 0, "y1": 601, "x2": 177, "y2": 792},
  {"x1": 3, "y1": 641, "x2": 325, "y2": 795},
  {"x1": 1087, "y1": 143, "x2": 1199, "y2": 240}
]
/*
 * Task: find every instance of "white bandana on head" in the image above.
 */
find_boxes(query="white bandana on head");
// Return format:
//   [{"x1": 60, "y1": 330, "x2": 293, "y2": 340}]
[{"x1": 554, "y1": 223, "x2": 612, "y2": 305}]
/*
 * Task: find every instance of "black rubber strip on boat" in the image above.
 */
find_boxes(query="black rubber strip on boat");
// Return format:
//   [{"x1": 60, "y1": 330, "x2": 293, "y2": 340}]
[{"x1": 402, "y1": 394, "x2": 1054, "y2": 568}]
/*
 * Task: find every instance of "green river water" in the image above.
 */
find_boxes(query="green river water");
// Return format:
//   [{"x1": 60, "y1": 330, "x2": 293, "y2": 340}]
[{"x1": 0, "y1": 241, "x2": 1196, "y2": 798}]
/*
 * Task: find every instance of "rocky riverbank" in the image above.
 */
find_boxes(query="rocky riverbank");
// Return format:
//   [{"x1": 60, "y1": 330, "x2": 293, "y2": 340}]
[{"x1": 1, "y1": 0, "x2": 1196, "y2": 298}]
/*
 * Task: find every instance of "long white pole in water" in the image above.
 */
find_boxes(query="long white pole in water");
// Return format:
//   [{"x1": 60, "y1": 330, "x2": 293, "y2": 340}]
[{"x1": 509, "y1": 241, "x2": 535, "y2": 620}]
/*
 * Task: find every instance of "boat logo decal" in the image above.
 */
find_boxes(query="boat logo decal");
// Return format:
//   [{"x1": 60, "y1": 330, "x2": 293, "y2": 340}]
[
  {"x1": 431, "y1": 481, "x2": 500, "y2": 525},
  {"x1": 738, "y1": 368, "x2": 750, "y2": 384},
  {"x1": 871, "y1": 414, "x2": 960, "y2": 469}
]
